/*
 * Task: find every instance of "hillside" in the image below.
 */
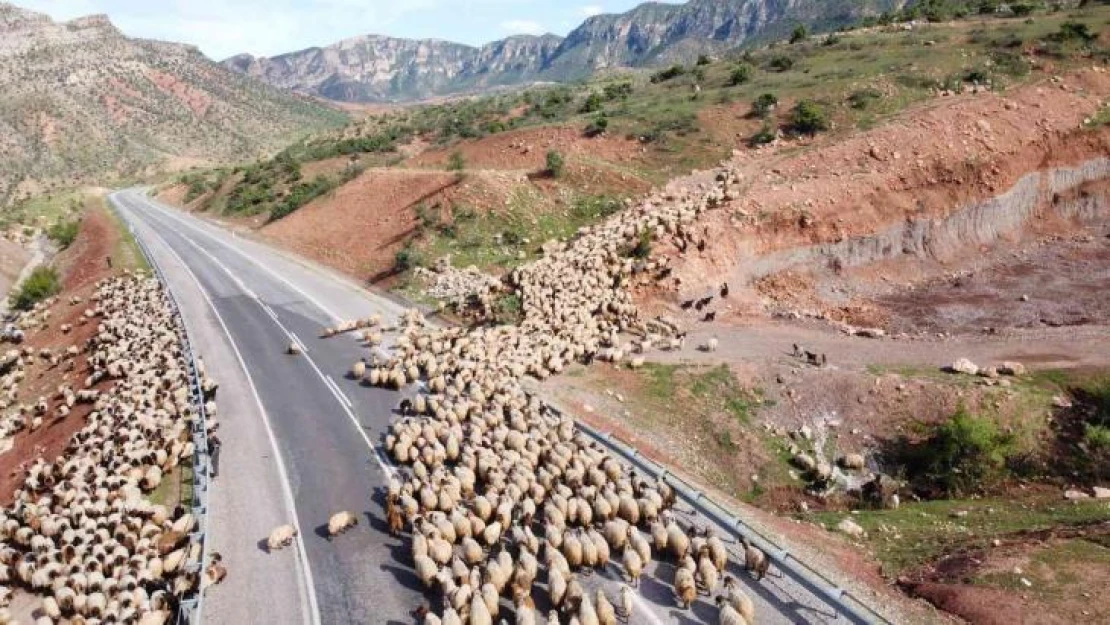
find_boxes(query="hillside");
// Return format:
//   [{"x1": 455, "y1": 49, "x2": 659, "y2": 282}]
[
  {"x1": 223, "y1": 0, "x2": 908, "y2": 102},
  {"x1": 0, "y1": 3, "x2": 346, "y2": 208}
]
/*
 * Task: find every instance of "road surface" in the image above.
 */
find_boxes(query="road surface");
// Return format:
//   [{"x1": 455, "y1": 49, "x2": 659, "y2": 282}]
[{"x1": 109, "y1": 189, "x2": 877, "y2": 624}]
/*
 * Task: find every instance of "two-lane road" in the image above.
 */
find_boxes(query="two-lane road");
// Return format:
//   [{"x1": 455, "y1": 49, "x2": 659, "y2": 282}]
[{"x1": 111, "y1": 189, "x2": 880, "y2": 625}]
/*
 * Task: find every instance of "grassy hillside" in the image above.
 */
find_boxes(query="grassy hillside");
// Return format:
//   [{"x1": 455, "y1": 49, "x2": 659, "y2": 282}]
[{"x1": 170, "y1": 4, "x2": 1107, "y2": 277}]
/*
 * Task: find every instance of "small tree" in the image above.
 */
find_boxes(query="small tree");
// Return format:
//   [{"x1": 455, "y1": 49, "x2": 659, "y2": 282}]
[
  {"x1": 768, "y1": 55, "x2": 795, "y2": 72},
  {"x1": 696, "y1": 54, "x2": 711, "y2": 66},
  {"x1": 751, "y1": 93, "x2": 779, "y2": 118},
  {"x1": 748, "y1": 124, "x2": 777, "y2": 147},
  {"x1": 789, "y1": 100, "x2": 830, "y2": 134},
  {"x1": 581, "y1": 92, "x2": 604, "y2": 113},
  {"x1": 790, "y1": 24, "x2": 809, "y2": 44},
  {"x1": 447, "y1": 150, "x2": 465, "y2": 172},
  {"x1": 729, "y1": 64, "x2": 754, "y2": 86},
  {"x1": 546, "y1": 150, "x2": 566, "y2": 178},
  {"x1": 584, "y1": 113, "x2": 609, "y2": 138}
]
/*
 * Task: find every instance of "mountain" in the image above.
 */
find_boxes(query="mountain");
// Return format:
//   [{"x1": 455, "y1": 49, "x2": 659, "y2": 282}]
[
  {"x1": 224, "y1": 0, "x2": 908, "y2": 103},
  {"x1": 0, "y1": 3, "x2": 346, "y2": 208}
]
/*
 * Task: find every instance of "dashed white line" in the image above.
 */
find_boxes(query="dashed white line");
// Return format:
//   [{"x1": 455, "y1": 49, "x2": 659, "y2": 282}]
[{"x1": 118, "y1": 204, "x2": 322, "y2": 625}]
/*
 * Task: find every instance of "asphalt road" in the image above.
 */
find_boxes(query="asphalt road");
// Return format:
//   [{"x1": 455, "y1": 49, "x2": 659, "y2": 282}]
[{"x1": 109, "y1": 189, "x2": 874, "y2": 625}]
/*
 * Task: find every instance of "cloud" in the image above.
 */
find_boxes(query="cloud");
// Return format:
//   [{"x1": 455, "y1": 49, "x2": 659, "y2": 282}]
[
  {"x1": 500, "y1": 19, "x2": 545, "y2": 35},
  {"x1": 580, "y1": 5, "x2": 604, "y2": 17}
]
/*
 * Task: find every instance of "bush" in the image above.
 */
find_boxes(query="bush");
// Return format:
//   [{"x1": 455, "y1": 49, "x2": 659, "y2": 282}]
[
  {"x1": 1010, "y1": 3, "x2": 1035, "y2": 17},
  {"x1": 768, "y1": 55, "x2": 794, "y2": 72},
  {"x1": 650, "y1": 64, "x2": 686, "y2": 83},
  {"x1": 545, "y1": 150, "x2": 566, "y2": 178},
  {"x1": 847, "y1": 88, "x2": 883, "y2": 110},
  {"x1": 748, "y1": 124, "x2": 777, "y2": 147},
  {"x1": 581, "y1": 92, "x2": 604, "y2": 113},
  {"x1": 729, "y1": 64, "x2": 754, "y2": 86},
  {"x1": 751, "y1": 93, "x2": 779, "y2": 118},
  {"x1": 900, "y1": 407, "x2": 1016, "y2": 496},
  {"x1": 603, "y1": 82, "x2": 634, "y2": 101},
  {"x1": 789, "y1": 100, "x2": 830, "y2": 134},
  {"x1": 12, "y1": 266, "x2": 60, "y2": 311},
  {"x1": 696, "y1": 54, "x2": 711, "y2": 66},
  {"x1": 584, "y1": 114, "x2": 609, "y2": 138},
  {"x1": 628, "y1": 229, "x2": 652, "y2": 259},
  {"x1": 1051, "y1": 22, "x2": 1097, "y2": 44},
  {"x1": 790, "y1": 24, "x2": 809, "y2": 44},
  {"x1": 447, "y1": 151, "x2": 466, "y2": 172},
  {"x1": 394, "y1": 244, "x2": 424, "y2": 272},
  {"x1": 47, "y1": 220, "x2": 80, "y2": 249}
]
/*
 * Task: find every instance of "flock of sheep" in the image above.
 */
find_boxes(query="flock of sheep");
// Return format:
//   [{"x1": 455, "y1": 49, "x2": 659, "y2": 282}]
[
  {"x1": 338, "y1": 164, "x2": 776, "y2": 623},
  {"x1": 0, "y1": 273, "x2": 217, "y2": 624}
]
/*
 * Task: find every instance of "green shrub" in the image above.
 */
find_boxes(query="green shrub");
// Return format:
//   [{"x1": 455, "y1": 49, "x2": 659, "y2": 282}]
[
  {"x1": 768, "y1": 55, "x2": 795, "y2": 72},
  {"x1": 628, "y1": 229, "x2": 653, "y2": 259},
  {"x1": 268, "y1": 175, "x2": 335, "y2": 222},
  {"x1": 545, "y1": 150, "x2": 565, "y2": 178},
  {"x1": 1010, "y1": 3, "x2": 1035, "y2": 17},
  {"x1": 12, "y1": 266, "x2": 60, "y2": 311},
  {"x1": 650, "y1": 64, "x2": 686, "y2": 83},
  {"x1": 789, "y1": 100, "x2": 831, "y2": 134},
  {"x1": 847, "y1": 88, "x2": 883, "y2": 110},
  {"x1": 584, "y1": 114, "x2": 609, "y2": 138},
  {"x1": 730, "y1": 64, "x2": 754, "y2": 86},
  {"x1": 898, "y1": 407, "x2": 1016, "y2": 497},
  {"x1": 603, "y1": 82, "x2": 634, "y2": 101},
  {"x1": 1086, "y1": 424, "x2": 1110, "y2": 451},
  {"x1": 394, "y1": 244, "x2": 424, "y2": 272},
  {"x1": 790, "y1": 24, "x2": 809, "y2": 44},
  {"x1": 448, "y1": 151, "x2": 466, "y2": 172},
  {"x1": 47, "y1": 220, "x2": 80, "y2": 249},
  {"x1": 1051, "y1": 22, "x2": 1097, "y2": 44},
  {"x1": 748, "y1": 124, "x2": 777, "y2": 147},
  {"x1": 696, "y1": 54, "x2": 711, "y2": 66},
  {"x1": 493, "y1": 293, "x2": 523, "y2": 324},
  {"x1": 581, "y1": 92, "x2": 604, "y2": 113},
  {"x1": 751, "y1": 93, "x2": 779, "y2": 118}
]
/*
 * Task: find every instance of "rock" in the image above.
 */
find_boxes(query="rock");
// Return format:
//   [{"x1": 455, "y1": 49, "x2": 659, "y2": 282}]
[
  {"x1": 1093, "y1": 486, "x2": 1110, "y2": 499},
  {"x1": 1052, "y1": 395, "x2": 1073, "y2": 408},
  {"x1": 950, "y1": 510, "x2": 968, "y2": 518},
  {"x1": 798, "y1": 424, "x2": 813, "y2": 441},
  {"x1": 998, "y1": 361, "x2": 1025, "y2": 376},
  {"x1": 853, "y1": 327, "x2": 885, "y2": 339},
  {"x1": 1064, "y1": 489, "x2": 1090, "y2": 501},
  {"x1": 1020, "y1": 577, "x2": 1032, "y2": 588},
  {"x1": 792, "y1": 453, "x2": 817, "y2": 472},
  {"x1": 838, "y1": 453, "x2": 866, "y2": 470},
  {"x1": 835, "y1": 518, "x2": 865, "y2": 539},
  {"x1": 948, "y1": 358, "x2": 979, "y2": 375}
]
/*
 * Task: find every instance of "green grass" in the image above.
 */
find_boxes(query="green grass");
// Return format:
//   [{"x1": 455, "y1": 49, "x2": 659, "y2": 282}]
[
  {"x1": 149, "y1": 463, "x2": 195, "y2": 508},
  {"x1": 11, "y1": 266, "x2": 60, "y2": 310},
  {"x1": 3, "y1": 190, "x2": 86, "y2": 230},
  {"x1": 102, "y1": 199, "x2": 151, "y2": 273},
  {"x1": 811, "y1": 496, "x2": 1110, "y2": 576}
]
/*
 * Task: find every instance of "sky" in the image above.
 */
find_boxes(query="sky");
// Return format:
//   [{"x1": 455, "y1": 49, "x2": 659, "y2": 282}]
[{"x1": 16, "y1": 0, "x2": 661, "y2": 60}]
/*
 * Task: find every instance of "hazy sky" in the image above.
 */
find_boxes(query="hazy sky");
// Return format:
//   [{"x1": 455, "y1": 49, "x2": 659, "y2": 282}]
[{"x1": 17, "y1": 0, "x2": 660, "y2": 60}]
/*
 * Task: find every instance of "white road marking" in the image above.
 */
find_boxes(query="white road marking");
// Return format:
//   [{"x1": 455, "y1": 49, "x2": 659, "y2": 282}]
[
  {"x1": 325, "y1": 375, "x2": 354, "y2": 409},
  {"x1": 136, "y1": 198, "x2": 399, "y2": 478},
  {"x1": 120, "y1": 206, "x2": 322, "y2": 625}
]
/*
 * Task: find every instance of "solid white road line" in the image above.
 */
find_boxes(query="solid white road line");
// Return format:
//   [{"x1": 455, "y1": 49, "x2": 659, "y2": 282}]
[
  {"x1": 120, "y1": 206, "x2": 322, "y2": 625},
  {"x1": 147, "y1": 203, "x2": 398, "y2": 478}
]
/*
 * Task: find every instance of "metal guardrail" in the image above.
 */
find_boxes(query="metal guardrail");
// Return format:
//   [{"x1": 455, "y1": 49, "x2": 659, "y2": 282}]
[
  {"x1": 117, "y1": 204, "x2": 212, "y2": 625},
  {"x1": 552, "y1": 405, "x2": 891, "y2": 625}
]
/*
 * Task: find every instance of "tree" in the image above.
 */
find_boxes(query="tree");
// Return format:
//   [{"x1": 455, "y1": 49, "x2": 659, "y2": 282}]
[
  {"x1": 546, "y1": 150, "x2": 565, "y2": 178},
  {"x1": 584, "y1": 114, "x2": 609, "y2": 138},
  {"x1": 730, "y1": 64, "x2": 754, "y2": 86},
  {"x1": 447, "y1": 150, "x2": 465, "y2": 172},
  {"x1": 790, "y1": 24, "x2": 809, "y2": 44},
  {"x1": 751, "y1": 93, "x2": 779, "y2": 118},
  {"x1": 789, "y1": 100, "x2": 830, "y2": 134},
  {"x1": 696, "y1": 54, "x2": 711, "y2": 66},
  {"x1": 581, "y1": 92, "x2": 604, "y2": 113}
]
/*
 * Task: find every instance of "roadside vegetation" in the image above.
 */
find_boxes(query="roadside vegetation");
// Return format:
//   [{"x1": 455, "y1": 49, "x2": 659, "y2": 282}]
[
  {"x1": 11, "y1": 266, "x2": 60, "y2": 311},
  {"x1": 165, "y1": 4, "x2": 1108, "y2": 283}
]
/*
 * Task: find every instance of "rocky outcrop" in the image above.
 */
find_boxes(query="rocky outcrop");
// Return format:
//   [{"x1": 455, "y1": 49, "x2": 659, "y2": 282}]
[
  {"x1": 223, "y1": 0, "x2": 908, "y2": 102},
  {"x1": 0, "y1": 2, "x2": 343, "y2": 208}
]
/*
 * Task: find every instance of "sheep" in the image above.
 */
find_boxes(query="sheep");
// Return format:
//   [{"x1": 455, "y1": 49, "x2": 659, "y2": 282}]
[
  {"x1": 700, "y1": 337, "x2": 719, "y2": 352},
  {"x1": 722, "y1": 576, "x2": 755, "y2": 624},
  {"x1": 267, "y1": 524, "x2": 297, "y2": 551},
  {"x1": 618, "y1": 585, "x2": 633, "y2": 620},
  {"x1": 715, "y1": 595, "x2": 746, "y2": 625},
  {"x1": 674, "y1": 567, "x2": 697, "y2": 609},
  {"x1": 621, "y1": 546, "x2": 642, "y2": 587},
  {"x1": 327, "y1": 511, "x2": 358, "y2": 538},
  {"x1": 287, "y1": 342, "x2": 302, "y2": 355},
  {"x1": 742, "y1": 538, "x2": 770, "y2": 581}
]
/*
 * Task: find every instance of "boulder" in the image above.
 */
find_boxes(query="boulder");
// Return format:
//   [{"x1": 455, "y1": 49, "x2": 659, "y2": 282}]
[
  {"x1": 948, "y1": 358, "x2": 979, "y2": 375},
  {"x1": 998, "y1": 361, "x2": 1025, "y2": 376},
  {"x1": 1093, "y1": 486, "x2": 1110, "y2": 500},
  {"x1": 835, "y1": 518, "x2": 865, "y2": 539},
  {"x1": 792, "y1": 453, "x2": 817, "y2": 472},
  {"x1": 838, "y1": 453, "x2": 866, "y2": 470},
  {"x1": 1064, "y1": 489, "x2": 1090, "y2": 501}
]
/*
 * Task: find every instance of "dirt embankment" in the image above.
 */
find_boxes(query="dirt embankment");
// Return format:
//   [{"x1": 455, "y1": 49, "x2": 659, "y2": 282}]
[
  {"x1": 656, "y1": 69, "x2": 1110, "y2": 318},
  {"x1": 0, "y1": 206, "x2": 125, "y2": 504}
]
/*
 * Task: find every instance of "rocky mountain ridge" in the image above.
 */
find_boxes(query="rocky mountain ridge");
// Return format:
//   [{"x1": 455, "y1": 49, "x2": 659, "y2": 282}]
[
  {"x1": 0, "y1": 2, "x2": 344, "y2": 208},
  {"x1": 225, "y1": 0, "x2": 908, "y2": 102}
]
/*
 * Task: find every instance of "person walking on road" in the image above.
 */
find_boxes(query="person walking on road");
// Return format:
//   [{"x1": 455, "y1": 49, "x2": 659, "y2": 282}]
[{"x1": 209, "y1": 435, "x2": 222, "y2": 478}]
